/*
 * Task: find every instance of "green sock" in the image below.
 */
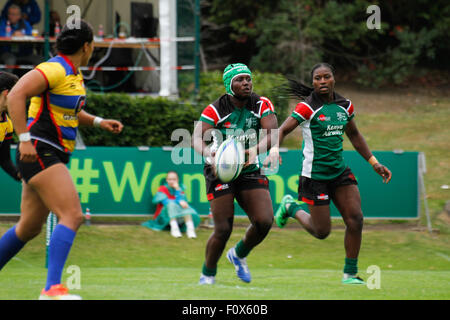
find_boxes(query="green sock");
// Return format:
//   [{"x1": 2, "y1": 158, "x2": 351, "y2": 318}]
[
  {"x1": 287, "y1": 202, "x2": 304, "y2": 218},
  {"x1": 343, "y1": 257, "x2": 358, "y2": 275},
  {"x1": 202, "y1": 263, "x2": 217, "y2": 277},
  {"x1": 235, "y1": 240, "x2": 251, "y2": 258}
]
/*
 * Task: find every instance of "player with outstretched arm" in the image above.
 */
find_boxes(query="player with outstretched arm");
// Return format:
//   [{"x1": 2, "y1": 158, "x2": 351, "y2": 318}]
[
  {"x1": 0, "y1": 20, "x2": 123, "y2": 299},
  {"x1": 274, "y1": 63, "x2": 391, "y2": 284}
]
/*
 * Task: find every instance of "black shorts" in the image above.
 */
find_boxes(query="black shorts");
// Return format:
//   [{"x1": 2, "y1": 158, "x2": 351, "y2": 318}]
[
  {"x1": 16, "y1": 139, "x2": 70, "y2": 183},
  {"x1": 204, "y1": 165, "x2": 270, "y2": 201},
  {"x1": 298, "y1": 167, "x2": 358, "y2": 206}
]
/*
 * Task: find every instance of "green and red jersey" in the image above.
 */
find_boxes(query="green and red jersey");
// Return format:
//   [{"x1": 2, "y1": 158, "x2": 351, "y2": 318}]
[
  {"x1": 199, "y1": 93, "x2": 276, "y2": 173},
  {"x1": 291, "y1": 91, "x2": 355, "y2": 180}
]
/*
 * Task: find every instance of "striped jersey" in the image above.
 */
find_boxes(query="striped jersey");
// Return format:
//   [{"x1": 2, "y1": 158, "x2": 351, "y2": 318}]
[
  {"x1": 291, "y1": 91, "x2": 355, "y2": 180},
  {"x1": 0, "y1": 112, "x2": 13, "y2": 145},
  {"x1": 27, "y1": 55, "x2": 86, "y2": 153},
  {"x1": 199, "y1": 93, "x2": 276, "y2": 174}
]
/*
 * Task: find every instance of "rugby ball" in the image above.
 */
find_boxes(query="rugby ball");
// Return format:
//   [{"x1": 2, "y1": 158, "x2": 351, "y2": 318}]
[{"x1": 214, "y1": 138, "x2": 245, "y2": 183}]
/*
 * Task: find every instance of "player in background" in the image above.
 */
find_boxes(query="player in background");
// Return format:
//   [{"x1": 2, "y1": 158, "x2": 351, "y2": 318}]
[
  {"x1": 0, "y1": 20, "x2": 123, "y2": 299},
  {"x1": 0, "y1": 71, "x2": 21, "y2": 182},
  {"x1": 192, "y1": 63, "x2": 279, "y2": 284},
  {"x1": 274, "y1": 63, "x2": 391, "y2": 284}
]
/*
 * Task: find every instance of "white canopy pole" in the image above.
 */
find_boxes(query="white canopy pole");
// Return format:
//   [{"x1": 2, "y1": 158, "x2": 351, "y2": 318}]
[{"x1": 159, "y1": 0, "x2": 177, "y2": 97}]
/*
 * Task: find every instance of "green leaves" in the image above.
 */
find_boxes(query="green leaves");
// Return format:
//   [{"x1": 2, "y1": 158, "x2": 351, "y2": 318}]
[{"x1": 80, "y1": 93, "x2": 198, "y2": 147}]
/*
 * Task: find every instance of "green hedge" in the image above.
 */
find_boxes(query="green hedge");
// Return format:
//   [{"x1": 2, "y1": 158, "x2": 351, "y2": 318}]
[
  {"x1": 80, "y1": 71, "x2": 289, "y2": 147},
  {"x1": 80, "y1": 93, "x2": 198, "y2": 147},
  {"x1": 180, "y1": 70, "x2": 290, "y2": 121}
]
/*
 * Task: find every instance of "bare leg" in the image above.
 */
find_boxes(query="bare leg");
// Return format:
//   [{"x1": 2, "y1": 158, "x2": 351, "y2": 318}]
[
  {"x1": 204, "y1": 193, "x2": 235, "y2": 269},
  {"x1": 235, "y1": 188, "x2": 273, "y2": 250},
  {"x1": 15, "y1": 181, "x2": 50, "y2": 242},
  {"x1": 332, "y1": 184, "x2": 363, "y2": 259},
  {"x1": 27, "y1": 164, "x2": 84, "y2": 231},
  {"x1": 287, "y1": 203, "x2": 332, "y2": 239}
]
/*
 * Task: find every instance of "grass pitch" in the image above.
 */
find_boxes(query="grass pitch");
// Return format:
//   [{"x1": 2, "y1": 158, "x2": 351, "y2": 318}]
[{"x1": 0, "y1": 222, "x2": 448, "y2": 300}]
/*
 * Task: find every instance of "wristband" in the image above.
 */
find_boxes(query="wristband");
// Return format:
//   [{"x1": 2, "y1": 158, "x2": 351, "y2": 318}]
[
  {"x1": 93, "y1": 116, "x2": 104, "y2": 128},
  {"x1": 368, "y1": 155, "x2": 379, "y2": 166},
  {"x1": 19, "y1": 132, "x2": 31, "y2": 142}
]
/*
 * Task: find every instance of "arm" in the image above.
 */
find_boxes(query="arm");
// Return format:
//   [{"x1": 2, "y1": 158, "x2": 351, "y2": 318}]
[
  {"x1": 278, "y1": 116, "x2": 299, "y2": 146},
  {"x1": 345, "y1": 119, "x2": 392, "y2": 183},
  {"x1": 78, "y1": 110, "x2": 124, "y2": 134},
  {"x1": 0, "y1": 139, "x2": 20, "y2": 181},
  {"x1": 7, "y1": 69, "x2": 48, "y2": 163},
  {"x1": 192, "y1": 120, "x2": 215, "y2": 159},
  {"x1": 249, "y1": 113, "x2": 278, "y2": 167}
]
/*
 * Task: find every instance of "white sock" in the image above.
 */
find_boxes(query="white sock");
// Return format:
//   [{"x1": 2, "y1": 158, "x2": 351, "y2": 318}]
[
  {"x1": 185, "y1": 219, "x2": 195, "y2": 231},
  {"x1": 170, "y1": 219, "x2": 180, "y2": 232}
]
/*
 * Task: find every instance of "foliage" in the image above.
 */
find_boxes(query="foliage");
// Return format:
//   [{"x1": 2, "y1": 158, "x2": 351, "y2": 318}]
[
  {"x1": 201, "y1": 0, "x2": 450, "y2": 87},
  {"x1": 180, "y1": 70, "x2": 291, "y2": 121},
  {"x1": 80, "y1": 93, "x2": 198, "y2": 147}
]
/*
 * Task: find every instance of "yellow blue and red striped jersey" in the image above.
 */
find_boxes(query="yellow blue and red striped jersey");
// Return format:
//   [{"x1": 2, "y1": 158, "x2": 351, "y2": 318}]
[
  {"x1": 0, "y1": 112, "x2": 14, "y2": 145},
  {"x1": 27, "y1": 55, "x2": 86, "y2": 153}
]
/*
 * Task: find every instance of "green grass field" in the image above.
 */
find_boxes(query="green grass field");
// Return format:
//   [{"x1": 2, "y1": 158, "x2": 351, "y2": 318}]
[{"x1": 0, "y1": 221, "x2": 448, "y2": 300}]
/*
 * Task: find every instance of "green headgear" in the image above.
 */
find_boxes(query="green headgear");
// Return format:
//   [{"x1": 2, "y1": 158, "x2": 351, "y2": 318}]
[{"x1": 222, "y1": 63, "x2": 252, "y2": 96}]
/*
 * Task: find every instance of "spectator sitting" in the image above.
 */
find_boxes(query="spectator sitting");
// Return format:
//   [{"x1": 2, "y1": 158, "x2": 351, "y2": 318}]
[
  {"x1": 142, "y1": 171, "x2": 200, "y2": 239},
  {"x1": 0, "y1": 4, "x2": 41, "y2": 74},
  {"x1": 1, "y1": 0, "x2": 41, "y2": 26}
]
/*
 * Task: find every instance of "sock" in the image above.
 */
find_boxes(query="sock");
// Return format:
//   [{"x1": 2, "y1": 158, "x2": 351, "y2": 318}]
[
  {"x1": 185, "y1": 220, "x2": 195, "y2": 231},
  {"x1": 235, "y1": 240, "x2": 251, "y2": 258},
  {"x1": 287, "y1": 202, "x2": 304, "y2": 218},
  {"x1": 45, "y1": 224, "x2": 76, "y2": 291},
  {"x1": 0, "y1": 226, "x2": 25, "y2": 270},
  {"x1": 343, "y1": 257, "x2": 358, "y2": 276},
  {"x1": 170, "y1": 219, "x2": 180, "y2": 232},
  {"x1": 202, "y1": 262, "x2": 216, "y2": 277}
]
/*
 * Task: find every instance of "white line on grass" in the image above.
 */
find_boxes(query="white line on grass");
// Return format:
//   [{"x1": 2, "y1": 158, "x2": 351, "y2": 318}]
[
  {"x1": 12, "y1": 257, "x2": 35, "y2": 268},
  {"x1": 435, "y1": 252, "x2": 450, "y2": 262}
]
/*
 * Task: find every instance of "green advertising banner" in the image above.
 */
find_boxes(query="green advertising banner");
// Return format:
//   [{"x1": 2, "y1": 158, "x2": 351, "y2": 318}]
[{"x1": 0, "y1": 147, "x2": 419, "y2": 219}]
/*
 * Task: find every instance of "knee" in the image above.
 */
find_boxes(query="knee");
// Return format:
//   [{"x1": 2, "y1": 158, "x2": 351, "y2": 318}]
[
  {"x1": 213, "y1": 225, "x2": 233, "y2": 242},
  {"x1": 345, "y1": 212, "x2": 364, "y2": 232},
  {"x1": 253, "y1": 216, "x2": 273, "y2": 236},
  {"x1": 16, "y1": 223, "x2": 43, "y2": 242},
  {"x1": 315, "y1": 228, "x2": 331, "y2": 240},
  {"x1": 58, "y1": 210, "x2": 84, "y2": 231}
]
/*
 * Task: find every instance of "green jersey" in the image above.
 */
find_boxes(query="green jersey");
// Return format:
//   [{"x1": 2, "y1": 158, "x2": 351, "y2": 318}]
[
  {"x1": 199, "y1": 93, "x2": 276, "y2": 173},
  {"x1": 291, "y1": 92, "x2": 355, "y2": 180}
]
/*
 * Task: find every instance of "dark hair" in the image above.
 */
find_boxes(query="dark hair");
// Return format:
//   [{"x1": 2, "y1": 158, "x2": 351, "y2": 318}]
[
  {"x1": 285, "y1": 63, "x2": 335, "y2": 100},
  {"x1": 0, "y1": 71, "x2": 19, "y2": 91},
  {"x1": 56, "y1": 20, "x2": 93, "y2": 55}
]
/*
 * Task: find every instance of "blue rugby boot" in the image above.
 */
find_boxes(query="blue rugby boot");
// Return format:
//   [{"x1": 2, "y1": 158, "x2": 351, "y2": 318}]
[{"x1": 226, "y1": 247, "x2": 251, "y2": 283}]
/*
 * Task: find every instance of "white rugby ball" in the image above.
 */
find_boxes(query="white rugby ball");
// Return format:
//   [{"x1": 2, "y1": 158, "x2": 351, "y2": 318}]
[{"x1": 214, "y1": 138, "x2": 245, "y2": 183}]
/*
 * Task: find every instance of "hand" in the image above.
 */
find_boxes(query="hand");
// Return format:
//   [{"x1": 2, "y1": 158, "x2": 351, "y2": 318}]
[
  {"x1": 373, "y1": 163, "x2": 392, "y2": 184},
  {"x1": 244, "y1": 146, "x2": 257, "y2": 168},
  {"x1": 19, "y1": 141, "x2": 37, "y2": 163},
  {"x1": 179, "y1": 200, "x2": 189, "y2": 209},
  {"x1": 100, "y1": 119, "x2": 123, "y2": 134},
  {"x1": 12, "y1": 30, "x2": 24, "y2": 37},
  {"x1": 263, "y1": 149, "x2": 282, "y2": 169}
]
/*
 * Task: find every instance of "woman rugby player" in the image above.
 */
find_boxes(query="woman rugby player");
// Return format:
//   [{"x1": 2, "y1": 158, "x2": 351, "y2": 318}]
[
  {"x1": 274, "y1": 63, "x2": 391, "y2": 284},
  {"x1": 0, "y1": 20, "x2": 123, "y2": 299},
  {"x1": 193, "y1": 63, "x2": 279, "y2": 284}
]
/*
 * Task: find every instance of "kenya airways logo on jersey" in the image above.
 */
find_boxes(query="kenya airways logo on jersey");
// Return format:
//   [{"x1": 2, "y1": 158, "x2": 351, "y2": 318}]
[
  {"x1": 318, "y1": 114, "x2": 331, "y2": 121},
  {"x1": 317, "y1": 193, "x2": 329, "y2": 200},
  {"x1": 224, "y1": 122, "x2": 236, "y2": 129}
]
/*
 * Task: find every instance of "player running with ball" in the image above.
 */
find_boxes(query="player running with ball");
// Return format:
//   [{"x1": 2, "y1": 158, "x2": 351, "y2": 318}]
[
  {"x1": 274, "y1": 63, "x2": 391, "y2": 284},
  {"x1": 192, "y1": 63, "x2": 279, "y2": 285}
]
